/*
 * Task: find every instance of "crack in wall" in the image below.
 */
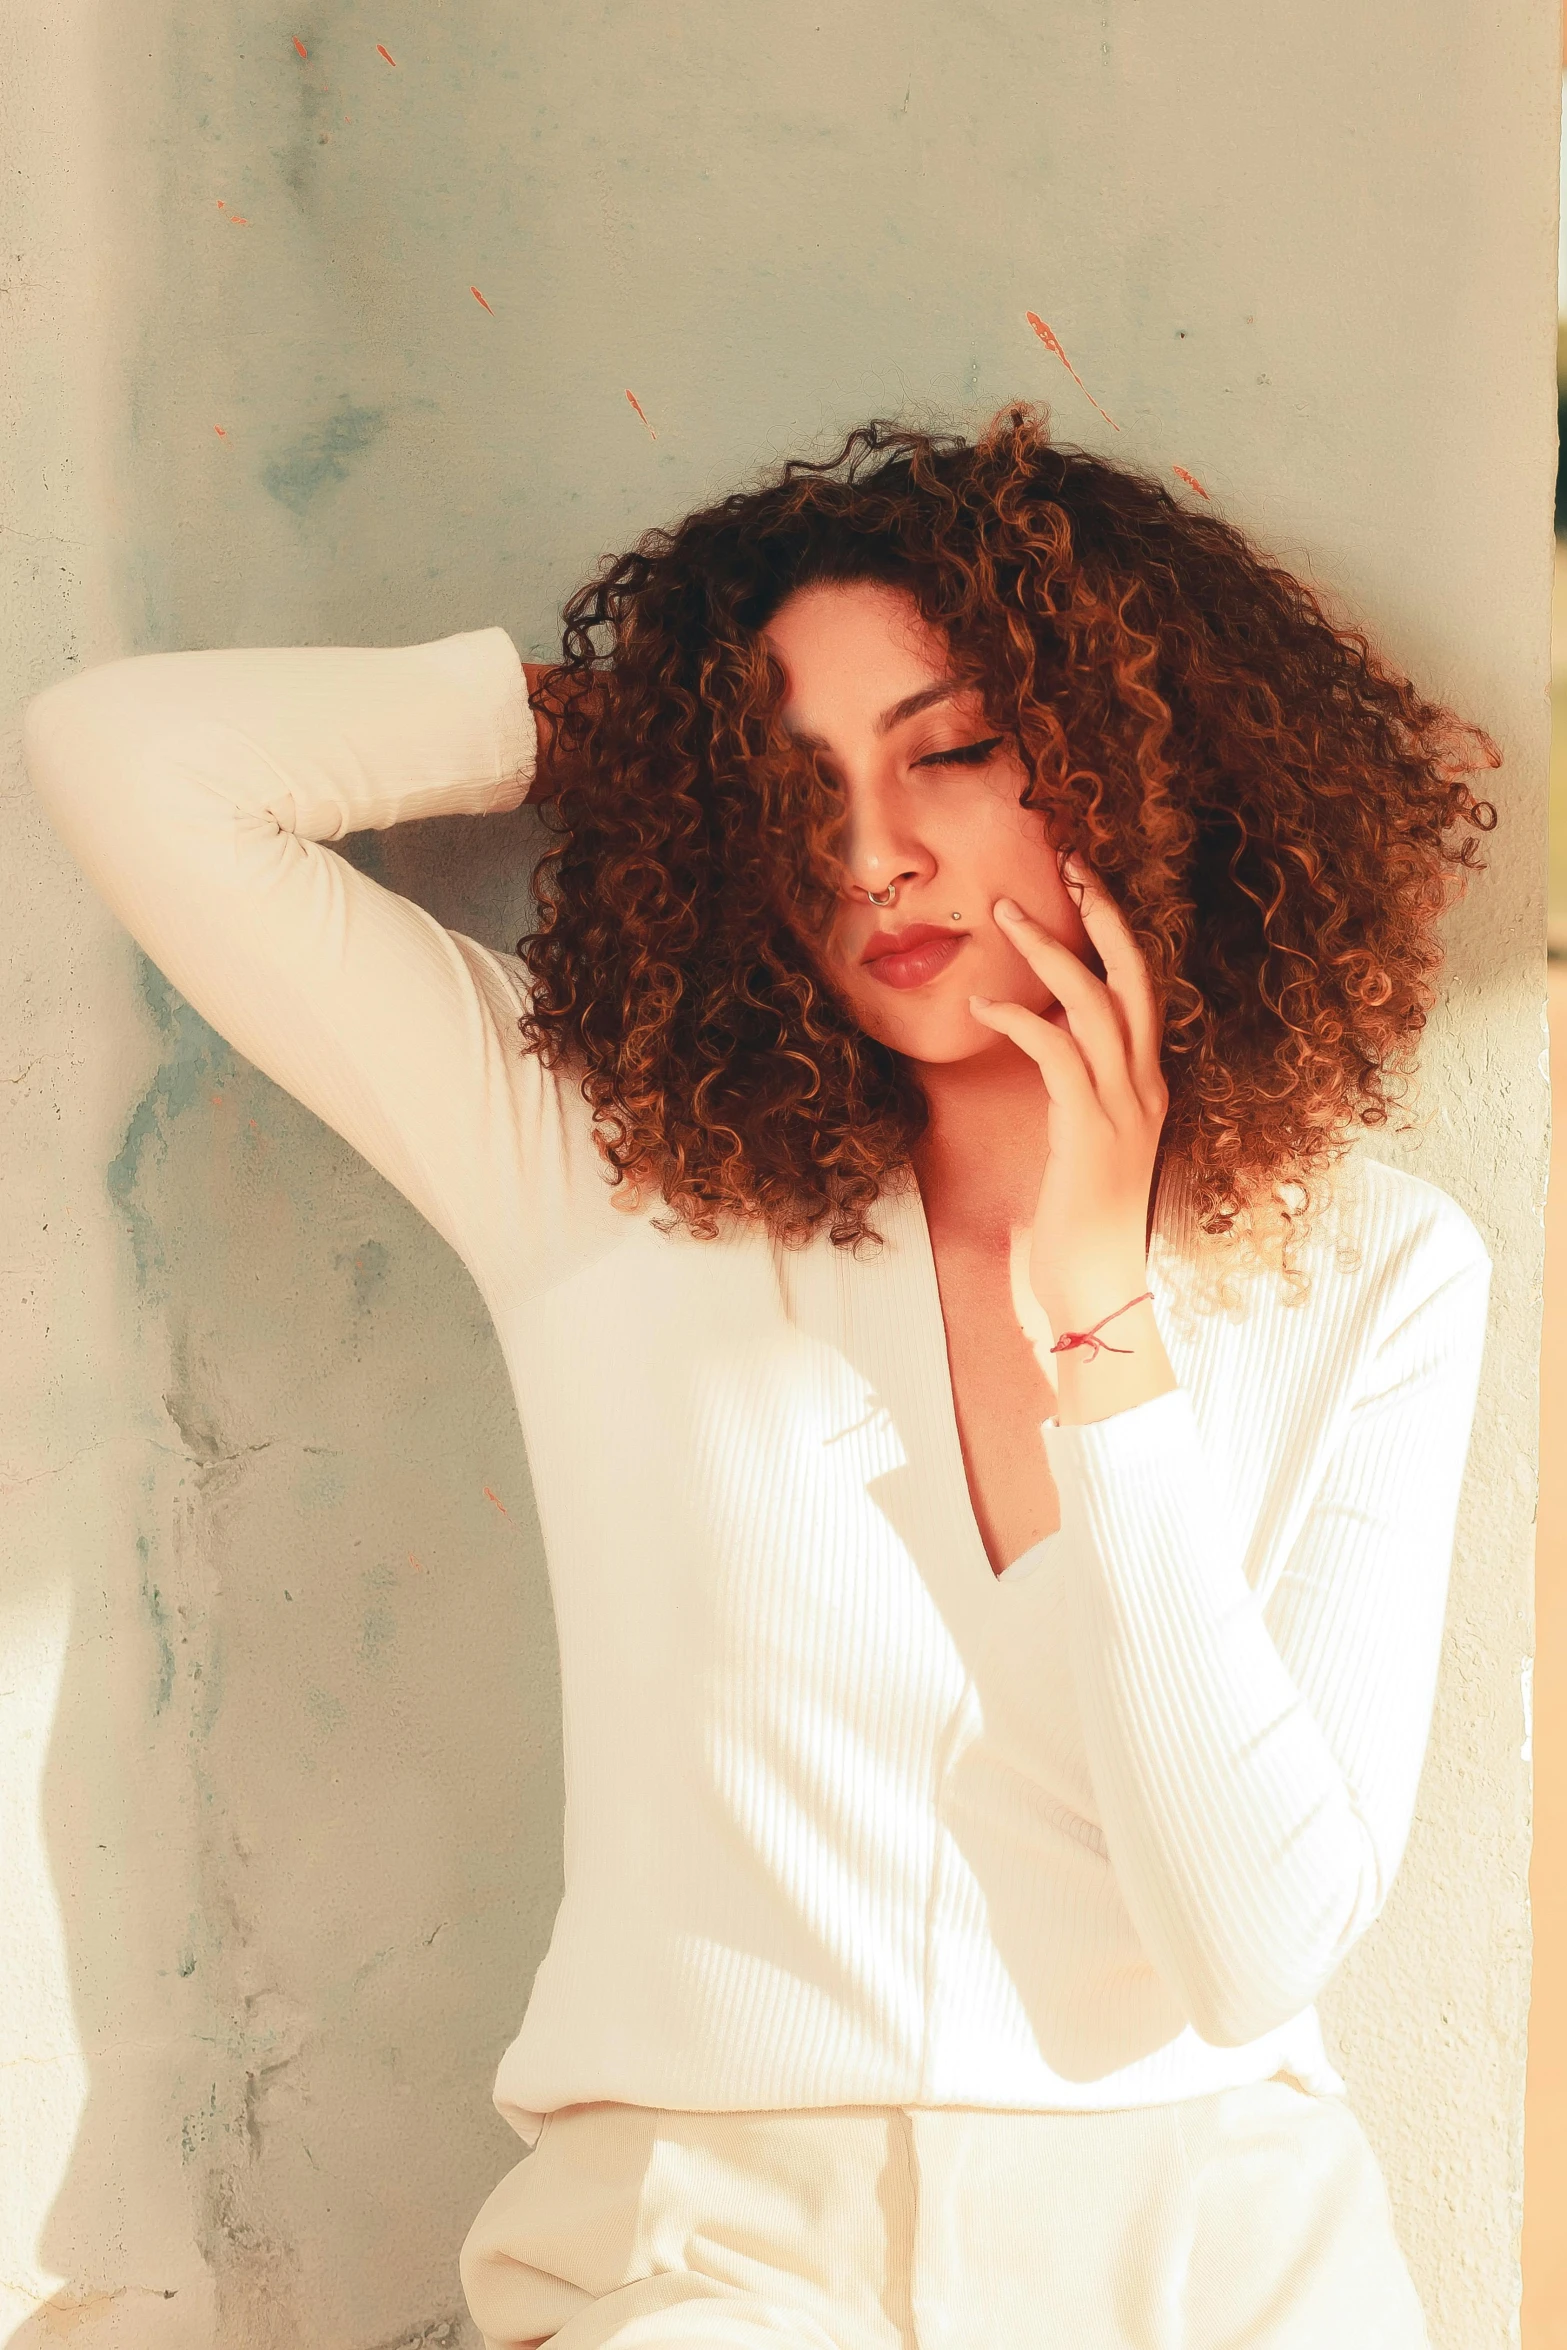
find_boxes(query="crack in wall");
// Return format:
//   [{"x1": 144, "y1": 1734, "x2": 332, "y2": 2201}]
[
  {"x1": 367, "y1": 2317, "x2": 468, "y2": 2350},
  {"x1": 106, "y1": 982, "x2": 313, "y2": 2343},
  {"x1": 4, "y1": 2283, "x2": 181, "y2": 2338},
  {"x1": 199, "y1": 2168, "x2": 302, "y2": 2350},
  {"x1": 162, "y1": 1325, "x2": 272, "y2": 1482}
]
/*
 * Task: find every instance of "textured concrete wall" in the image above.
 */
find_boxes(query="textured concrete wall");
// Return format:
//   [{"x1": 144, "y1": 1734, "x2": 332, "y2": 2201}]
[{"x1": 1, "y1": 5, "x2": 1553, "y2": 2346}]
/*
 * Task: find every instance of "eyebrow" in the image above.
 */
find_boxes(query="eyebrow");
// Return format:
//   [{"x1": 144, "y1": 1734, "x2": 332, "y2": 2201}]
[
  {"x1": 874, "y1": 680, "x2": 961, "y2": 736},
  {"x1": 786, "y1": 679, "x2": 962, "y2": 751}
]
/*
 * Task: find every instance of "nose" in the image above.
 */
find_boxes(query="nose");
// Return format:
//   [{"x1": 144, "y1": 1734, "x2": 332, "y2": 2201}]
[{"x1": 840, "y1": 771, "x2": 933, "y2": 905}]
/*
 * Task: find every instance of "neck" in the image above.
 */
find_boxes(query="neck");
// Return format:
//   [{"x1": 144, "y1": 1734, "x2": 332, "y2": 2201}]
[{"x1": 909, "y1": 1037, "x2": 1051, "y2": 1236}]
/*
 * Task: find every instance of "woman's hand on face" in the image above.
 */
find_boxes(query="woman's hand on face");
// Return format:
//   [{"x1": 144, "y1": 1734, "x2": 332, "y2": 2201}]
[{"x1": 969, "y1": 854, "x2": 1169, "y2": 1338}]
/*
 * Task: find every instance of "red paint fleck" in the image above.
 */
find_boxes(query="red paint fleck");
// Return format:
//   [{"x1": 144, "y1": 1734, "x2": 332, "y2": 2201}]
[
  {"x1": 216, "y1": 198, "x2": 225, "y2": 208},
  {"x1": 293, "y1": 35, "x2": 308, "y2": 58},
  {"x1": 1024, "y1": 312, "x2": 1121, "y2": 434},
  {"x1": 1172, "y1": 465, "x2": 1210, "y2": 499},
  {"x1": 625, "y1": 388, "x2": 657, "y2": 441},
  {"x1": 377, "y1": 43, "x2": 397, "y2": 64},
  {"x1": 229, "y1": 214, "x2": 250, "y2": 227},
  {"x1": 213, "y1": 425, "x2": 227, "y2": 438},
  {"x1": 248, "y1": 1119, "x2": 259, "y2": 1132},
  {"x1": 1025, "y1": 311, "x2": 1065, "y2": 360},
  {"x1": 470, "y1": 284, "x2": 494, "y2": 314},
  {"x1": 408, "y1": 1551, "x2": 424, "y2": 1573},
  {"x1": 483, "y1": 1485, "x2": 509, "y2": 1516},
  {"x1": 211, "y1": 1090, "x2": 224, "y2": 1105}
]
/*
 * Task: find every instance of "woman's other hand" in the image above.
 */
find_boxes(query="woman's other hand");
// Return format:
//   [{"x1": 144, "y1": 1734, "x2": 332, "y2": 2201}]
[{"x1": 521, "y1": 661, "x2": 557, "y2": 797}]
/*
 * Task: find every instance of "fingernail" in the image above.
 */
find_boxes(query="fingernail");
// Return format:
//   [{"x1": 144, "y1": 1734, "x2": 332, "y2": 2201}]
[
  {"x1": 969, "y1": 993, "x2": 993, "y2": 1010},
  {"x1": 994, "y1": 898, "x2": 1022, "y2": 921}
]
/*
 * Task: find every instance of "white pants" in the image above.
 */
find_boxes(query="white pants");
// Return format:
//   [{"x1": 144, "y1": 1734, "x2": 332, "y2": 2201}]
[{"x1": 460, "y1": 2082, "x2": 1430, "y2": 2350}]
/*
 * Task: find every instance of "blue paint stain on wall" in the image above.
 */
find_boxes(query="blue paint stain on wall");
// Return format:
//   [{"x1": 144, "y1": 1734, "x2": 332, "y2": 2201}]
[
  {"x1": 296, "y1": 1449, "x2": 347, "y2": 1510},
  {"x1": 305, "y1": 1685, "x2": 346, "y2": 1733},
  {"x1": 359, "y1": 1604, "x2": 396, "y2": 1664},
  {"x1": 261, "y1": 404, "x2": 390, "y2": 515},
  {"x1": 193, "y1": 1627, "x2": 225, "y2": 1744},
  {"x1": 333, "y1": 1238, "x2": 390, "y2": 1315},
  {"x1": 180, "y1": 2081, "x2": 219, "y2": 2168},
  {"x1": 358, "y1": 1561, "x2": 398, "y2": 1668},
  {"x1": 137, "y1": 1532, "x2": 177, "y2": 1716},
  {"x1": 108, "y1": 954, "x2": 233, "y2": 1297}
]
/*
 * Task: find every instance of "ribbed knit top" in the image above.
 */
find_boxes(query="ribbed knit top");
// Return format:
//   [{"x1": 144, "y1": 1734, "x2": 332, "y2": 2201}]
[{"x1": 23, "y1": 626, "x2": 1493, "y2": 2143}]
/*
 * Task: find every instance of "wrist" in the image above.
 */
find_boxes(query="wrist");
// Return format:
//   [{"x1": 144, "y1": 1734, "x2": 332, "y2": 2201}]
[
  {"x1": 1046, "y1": 1290, "x2": 1174, "y2": 1426},
  {"x1": 1036, "y1": 1262, "x2": 1151, "y2": 1339}
]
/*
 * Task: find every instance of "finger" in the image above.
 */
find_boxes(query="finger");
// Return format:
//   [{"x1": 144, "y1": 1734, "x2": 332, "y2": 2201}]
[
  {"x1": 992, "y1": 898, "x2": 1140, "y2": 1114},
  {"x1": 1058, "y1": 855, "x2": 1161, "y2": 1063},
  {"x1": 1058, "y1": 854, "x2": 1164, "y2": 1089},
  {"x1": 968, "y1": 994, "x2": 1102, "y2": 1117}
]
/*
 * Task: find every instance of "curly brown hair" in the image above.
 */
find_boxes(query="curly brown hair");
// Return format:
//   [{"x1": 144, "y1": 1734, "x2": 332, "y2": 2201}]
[{"x1": 518, "y1": 402, "x2": 1498, "y2": 1251}]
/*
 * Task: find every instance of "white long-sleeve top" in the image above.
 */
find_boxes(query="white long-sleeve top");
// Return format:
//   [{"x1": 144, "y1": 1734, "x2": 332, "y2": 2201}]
[{"x1": 23, "y1": 626, "x2": 1492, "y2": 2143}]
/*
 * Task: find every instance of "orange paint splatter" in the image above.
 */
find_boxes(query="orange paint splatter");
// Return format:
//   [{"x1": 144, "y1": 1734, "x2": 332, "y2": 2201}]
[
  {"x1": 229, "y1": 215, "x2": 250, "y2": 227},
  {"x1": 211, "y1": 1090, "x2": 224, "y2": 1105},
  {"x1": 625, "y1": 388, "x2": 657, "y2": 441},
  {"x1": 1024, "y1": 312, "x2": 1121, "y2": 434},
  {"x1": 216, "y1": 198, "x2": 225, "y2": 208},
  {"x1": 213, "y1": 425, "x2": 227, "y2": 438},
  {"x1": 248, "y1": 1119, "x2": 259, "y2": 1132},
  {"x1": 1172, "y1": 465, "x2": 1210, "y2": 500},
  {"x1": 470, "y1": 285, "x2": 494, "y2": 314},
  {"x1": 483, "y1": 1485, "x2": 509, "y2": 1516},
  {"x1": 293, "y1": 35, "x2": 308, "y2": 58},
  {"x1": 408, "y1": 1551, "x2": 424, "y2": 1573},
  {"x1": 377, "y1": 43, "x2": 398, "y2": 64}
]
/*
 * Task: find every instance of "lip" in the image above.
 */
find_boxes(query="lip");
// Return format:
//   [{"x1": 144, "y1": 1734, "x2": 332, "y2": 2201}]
[{"x1": 861, "y1": 923, "x2": 970, "y2": 990}]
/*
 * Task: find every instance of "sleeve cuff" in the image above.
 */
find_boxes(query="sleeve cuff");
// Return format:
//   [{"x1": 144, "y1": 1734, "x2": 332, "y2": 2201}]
[
  {"x1": 1041, "y1": 1381, "x2": 1197, "y2": 1477},
  {"x1": 470, "y1": 627, "x2": 539, "y2": 812}
]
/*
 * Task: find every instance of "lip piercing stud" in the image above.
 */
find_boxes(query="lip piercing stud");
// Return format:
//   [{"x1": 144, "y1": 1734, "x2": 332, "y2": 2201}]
[{"x1": 950, "y1": 911, "x2": 962, "y2": 921}]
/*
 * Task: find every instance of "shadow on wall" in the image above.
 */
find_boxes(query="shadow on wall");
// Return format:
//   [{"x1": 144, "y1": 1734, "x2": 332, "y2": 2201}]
[{"x1": 13, "y1": 811, "x2": 560, "y2": 2350}]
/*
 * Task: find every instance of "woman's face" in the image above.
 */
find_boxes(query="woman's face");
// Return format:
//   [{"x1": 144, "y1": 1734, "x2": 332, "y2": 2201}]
[{"x1": 762, "y1": 578, "x2": 1094, "y2": 1065}]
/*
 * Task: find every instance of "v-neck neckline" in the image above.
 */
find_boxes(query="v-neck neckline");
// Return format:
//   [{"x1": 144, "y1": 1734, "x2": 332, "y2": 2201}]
[
  {"x1": 878, "y1": 1174, "x2": 1049, "y2": 1590},
  {"x1": 883, "y1": 1159, "x2": 1177, "y2": 1590}
]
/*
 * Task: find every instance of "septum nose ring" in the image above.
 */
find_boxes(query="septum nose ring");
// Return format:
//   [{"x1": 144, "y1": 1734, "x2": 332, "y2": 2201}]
[{"x1": 864, "y1": 884, "x2": 964, "y2": 919}]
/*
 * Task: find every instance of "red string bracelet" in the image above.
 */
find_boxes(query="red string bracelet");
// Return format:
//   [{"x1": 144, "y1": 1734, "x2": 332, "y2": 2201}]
[{"x1": 1048, "y1": 1289, "x2": 1154, "y2": 1362}]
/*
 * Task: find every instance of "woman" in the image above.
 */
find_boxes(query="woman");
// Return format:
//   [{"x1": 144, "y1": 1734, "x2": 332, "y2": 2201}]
[{"x1": 25, "y1": 408, "x2": 1497, "y2": 2348}]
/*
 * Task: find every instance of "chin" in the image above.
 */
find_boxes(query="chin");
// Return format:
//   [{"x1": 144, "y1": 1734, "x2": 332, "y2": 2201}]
[{"x1": 849, "y1": 996, "x2": 1004, "y2": 1066}]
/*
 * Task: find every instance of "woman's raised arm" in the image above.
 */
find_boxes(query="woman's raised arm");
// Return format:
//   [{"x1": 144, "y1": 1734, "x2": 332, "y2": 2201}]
[{"x1": 24, "y1": 629, "x2": 553, "y2": 1296}]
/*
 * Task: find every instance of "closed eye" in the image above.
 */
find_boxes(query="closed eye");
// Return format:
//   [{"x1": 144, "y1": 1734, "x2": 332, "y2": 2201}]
[{"x1": 912, "y1": 735, "x2": 1007, "y2": 769}]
